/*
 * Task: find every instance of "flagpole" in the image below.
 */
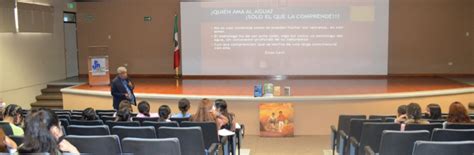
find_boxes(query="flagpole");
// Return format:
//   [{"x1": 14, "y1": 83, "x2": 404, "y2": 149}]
[{"x1": 175, "y1": 67, "x2": 179, "y2": 79}]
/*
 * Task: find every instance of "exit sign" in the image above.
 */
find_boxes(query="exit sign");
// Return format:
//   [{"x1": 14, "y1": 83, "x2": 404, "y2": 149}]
[{"x1": 144, "y1": 16, "x2": 152, "y2": 22}]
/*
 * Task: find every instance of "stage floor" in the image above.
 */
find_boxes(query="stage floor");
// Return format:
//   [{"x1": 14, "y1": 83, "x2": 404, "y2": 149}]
[{"x1": 71, "y1": 76, "x2": 474, "y2": 96}]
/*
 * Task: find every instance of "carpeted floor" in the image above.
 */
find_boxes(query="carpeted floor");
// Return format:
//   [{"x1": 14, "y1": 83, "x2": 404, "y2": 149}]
[{"x1": 240, "y1": 135, "x2": 331, "y2": 155}]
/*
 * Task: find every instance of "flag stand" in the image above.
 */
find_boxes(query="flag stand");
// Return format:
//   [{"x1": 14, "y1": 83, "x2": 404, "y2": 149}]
[{"x1": 175, "y1": 67, "x2": 180, "y2": 79}]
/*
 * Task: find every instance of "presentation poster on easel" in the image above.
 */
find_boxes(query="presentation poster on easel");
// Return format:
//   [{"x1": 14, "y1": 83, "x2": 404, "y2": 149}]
[{"x1": 259, "y1": 103, "x2": 294, "y2": 137}]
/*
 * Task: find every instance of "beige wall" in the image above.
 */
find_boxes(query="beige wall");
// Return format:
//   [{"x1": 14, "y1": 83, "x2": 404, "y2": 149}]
[
  {"x1": 0, "y1": 0, "x2": 76, "y2": 108},
  {"x1": 76, "y1": 0, "x2": 474, "y2": 75}
]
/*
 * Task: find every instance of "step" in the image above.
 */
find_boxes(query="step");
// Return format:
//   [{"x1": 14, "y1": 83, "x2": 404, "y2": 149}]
[
  {"x1": 30, "y1": 101, "x2": 63, "y2": 109},
  {"x1": 46, "y1": 84, "x2": 74, "y2": 89},
  {"x1": 41, "y1": 87, "x2": 62, "y2": 93},
  {"x1": 36, "y1": 94, "x2": 62, "y2": 100}
]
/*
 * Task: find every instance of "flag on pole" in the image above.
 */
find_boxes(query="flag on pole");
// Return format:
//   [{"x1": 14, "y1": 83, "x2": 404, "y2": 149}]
[{"x1": 173, "y1": 15, "x2": 180, "y2": 76}]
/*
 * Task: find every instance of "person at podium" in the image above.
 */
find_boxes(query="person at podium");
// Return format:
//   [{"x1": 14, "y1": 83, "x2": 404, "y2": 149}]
[{"x1": 111, "y1": 66, "x2": 136, "y2": 110}]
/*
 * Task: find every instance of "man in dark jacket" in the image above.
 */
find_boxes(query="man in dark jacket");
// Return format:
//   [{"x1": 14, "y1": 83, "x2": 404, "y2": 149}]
[{"x1": 111, "y1": 66, "x2": 136, "y2": 110}]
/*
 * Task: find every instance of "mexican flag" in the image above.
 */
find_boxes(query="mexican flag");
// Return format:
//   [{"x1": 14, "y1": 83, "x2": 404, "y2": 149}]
[{"x1": 173, "y1": 15, "x2": 180, "y2": 71}]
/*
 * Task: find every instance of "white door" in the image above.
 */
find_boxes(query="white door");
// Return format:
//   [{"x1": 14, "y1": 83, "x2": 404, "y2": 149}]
[{"x1": 64, "y1": 22, "x2": 79, "y2": 77}]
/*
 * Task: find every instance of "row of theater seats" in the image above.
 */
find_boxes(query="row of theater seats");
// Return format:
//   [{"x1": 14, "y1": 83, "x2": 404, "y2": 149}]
[
  {"x1": 330, "y1": 115, "x2": 474, "y2": 155},
  {"x1": 8, "y1": 109, "x2": 244, "y2": 155}
]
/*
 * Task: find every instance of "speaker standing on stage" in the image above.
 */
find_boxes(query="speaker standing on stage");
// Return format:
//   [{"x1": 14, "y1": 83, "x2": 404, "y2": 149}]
[{"x1": 111, "y1": 66, "x2": 136, "y2": 110}]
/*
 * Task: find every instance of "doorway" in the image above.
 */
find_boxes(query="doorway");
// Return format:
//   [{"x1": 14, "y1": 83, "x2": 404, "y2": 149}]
[{"x1": 64, "y1": 12, "x2": 78, "y2": 78}]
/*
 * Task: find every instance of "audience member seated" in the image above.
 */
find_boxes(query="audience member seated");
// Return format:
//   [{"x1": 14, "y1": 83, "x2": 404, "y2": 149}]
[
  {"x1": 214, "y1": 99, "x2": 236, "y2": 131},
  {"x1": 0, "y1": 128, "x2": 17, "y2": 153},
  {"x1": 394, "y1": 104, "x2": 407, "y2": 124},
  {"x1": 405, "y1": 103, "x2": 429, "y2": 124},
  {"x1": 114, "y1": 100, "x2": 133, "y2": 122},
  {"x1": 191, "y1": 98, "x2": 228, "y2": 129},
  {"x1": 424, "y1": 103, "x2": 442, "y2": 120},
  {"x1": 2, "y1": 104, "x2": 24, "y2": 136},
  {"x1": 446, "y1": 102, "x2": 472, "y2": 125},
  {"x1": 136, "y1": 101, "x2": 158, "y2": 118},
  {"x1": 158, "y1": 105, "x2": 172, "y2": 122},
  {"x1": 18, "y1": 109, "x2": 79, "y2": 154},
  {"x1": 81, "y1": 107, "x2": 98, "y2": 121},
  {"x1": 172, "y1": 98, "x2": 191, "y2": 118}
]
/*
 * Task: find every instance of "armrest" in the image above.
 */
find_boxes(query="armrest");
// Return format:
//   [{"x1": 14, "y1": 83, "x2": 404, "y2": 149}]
[
  {"x1": 364, "y1": 146, "x2": 375, "y2": 155},
  {"x1": 330, "y1": 125, "x2": 338, "y2": 148},
  {"x1": 349, "y1": 137, "x2": 360, "y2": 155},
  {"x1": 207, "y1": 143, "x2": 220, "y2": 155},
  {"x1": 337, "y1": 130, "x2": 349, "y2": 154}
]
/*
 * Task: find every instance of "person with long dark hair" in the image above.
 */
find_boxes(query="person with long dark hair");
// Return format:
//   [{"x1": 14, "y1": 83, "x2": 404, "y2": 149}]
[
  {"x1": 424, "y1": 103, "x2": 442, "y2": 120},
  {"x1": 172, "y1": 98, "x2": 191, "y2": 118},
  {"x1": 158, "y1": 105, "x2": 171, "y2": 122},
  {"x1": 405, "y1": 103, "x2": 430, "y2": 124},
  {"x1": 81, "y1": 107, "x2": 97, "y2": 121},
  {"x1": 18, "y1": 109, "x2": 79, "y2": 154},
  {"x1": 2, "y1": 104, "x2": 24, "y2": 136},
  {"x1": 115, "y1": 100, "x2": 133, "y2": 122},
  {"x1": 214, "y1": 99, "x2": 236, "y2": 131},
  {"x1": 191, "y1": 98, "x2": 228, "y2": 128},
  {"x1": 136, "y1": 101, "x2": 158, "y2": 118},
  {"x1": 447, "y1": 102, "x2": 472, "y2": 123}
]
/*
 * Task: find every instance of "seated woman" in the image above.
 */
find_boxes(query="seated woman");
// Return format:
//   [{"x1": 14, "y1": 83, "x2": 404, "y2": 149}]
[
  {"x1": 424, "y1": 103, "x2": 442, "y2": 120},
  {"x1": 394, "y1": 104, "x2": 408, "y2": 124},
  {"x1": 2, "y1": 104, "x2": 24, "y2": 136},
  {"x1": 405, "y1": 103, "x2": 430, "y2": 124},
  {"x1": 114, "y1": 100, "x2": 133, "y2": 122},
  {"x1": 81, "y1": 107, "x2": 98, "y2": 120},
  {"x1": 191, "y1": 98, "x2": 228, "y2": 129},
  {"x1": 158, "y1": 105, "x2": 172, "y2": 122},
  {"x1": 446, "y1": 101, "x2": 471, "y2": 124},
  {"x1": 172, "y1": 98, "x2": 191, "y2": 118},
  {"x1": 136, "y1": 101, "x2": 158, "y2": 118},
  {"x1": 214, "y1": 99, "x2": 236, "y2": 131},
  {"x1": 18, "y1": 109, "x2": 79, "y2": 154}
]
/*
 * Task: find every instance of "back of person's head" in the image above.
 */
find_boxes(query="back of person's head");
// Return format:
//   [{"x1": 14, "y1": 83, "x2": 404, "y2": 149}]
[
  {"x1": 427, "y1": 103, "x2": 442, "y2": 119},
  {"x1": 158, "y1": 105, "x2": 171, "y2": 120},
  {"x1": 397, "y1": 105, "x2": 407, "y2": 116},
  {"x1": 116, "y1": 100, "x2": 132, "y2": 122},
  {"x1": 191, "y1": 98, "x2": 215, "y2": 122},
  {"x1": 178, "y1": 98, "x2": 191, "y2": 114},
  {"x1": 215, "y1": 99, "x2": 229, "y2": 114},
  {"x1": 82, "y1": 107, "x2": 97, "y2": 121},
  {"x1": 3, "y1": 104, "x2": 23, "y2": 125},
  {"x1": 447, "y1": 101, "x2": 471, "y2": 123},
  {"x1": 19, "y1": 109, "x2": 60, "y2": 154},
  {"x1": 407, "y1": 102, "x2": 423, "y2": 120},
  {"x1": 138, "y1": 101, "x2": 151, "y2": 117}
]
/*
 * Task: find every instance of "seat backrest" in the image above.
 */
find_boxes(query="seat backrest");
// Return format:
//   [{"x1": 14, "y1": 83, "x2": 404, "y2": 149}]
[
  {"x1": 122, "y1": 137, "x2": 181, "y2": 155},
  {"x1": 358, "y1": 122, "x2": 400, "y2": 155},
  {"x1": 141, "y1": 121, "x2": 179, "y2": 137},
  {"x1": 378, "y1": 130, "x2": 430, "y2": 155},
  {"x1": 132, "y1": 117, "x2": 159, "y2": 124},
  {"x1": 0, "y1": 122, "x2": 13, "y2": 136},
  {"x1": 69, "y1": 120, "x2": 104, "y2": 126},
  {"x1": 105, "y1": 120, "x2": 140, "y2": 129},
  {"x1": 9, "y1": 135, "x2": 23, "y2": 145},
  {"x1": 170, "y1": 117, "x2": 190, "y2": 125},
  {"x1": 158, "y1": 127, "x2": 205, "y2": 155},
  {"x1": 338, "y1": 115, "x2": 366, "y2": 135},
  {"x1": 180, "y1": 121, "x2": 218, "y2": 149},
  {"x1": 349, "y1": 119, "x2": 383, "y2": 141},
  {"x1": 431, "y1": 129, "x2": 474, "y2": 141},
  {"x1": 111, "y1": 126, "x2": 157, "y2": 140},
  {"x1": 368, "y1": 115, "x2": 396, "y2": 121},
  {"x1": 95, "y1": 109, "x2": 116, "y2": 113},
  {"x1": 97, "y1": 112, "x2": 115, "y2": 117},
  {"x1": 100, "y1": 115, "x2": 116, "y2": 122},
  {"x1": 413, "y1": 141, "x2": 474, "y2": 155},
  {"x1": 445, "y1": 123, "x2": 474, "y2": 129},
  {"x1": 66, "y1": 125, "x2": 110, "y2": 135},
  {"x1": 405, "y1": 123, "x2": 443, "y2": 133},
  {"x1": 57, "y1": 115, "x2": 71, "y2": 122},
  {"x1": 59, "y1": 118, "x2": 70, "y2": 128},
  {"x1": 66, "y1": 135, "x2": 122, "y2": 155},
  {"x1": 427, "y1": 119, "x2": 446, "y2": 124},
  {"x1": 70, "y1": 115, "x2": 83, "y2": 120}
]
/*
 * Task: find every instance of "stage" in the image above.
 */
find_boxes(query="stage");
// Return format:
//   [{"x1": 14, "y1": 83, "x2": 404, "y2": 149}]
[{"x1": 61, "y1": 76, "x2": 474, "y2": 135}]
